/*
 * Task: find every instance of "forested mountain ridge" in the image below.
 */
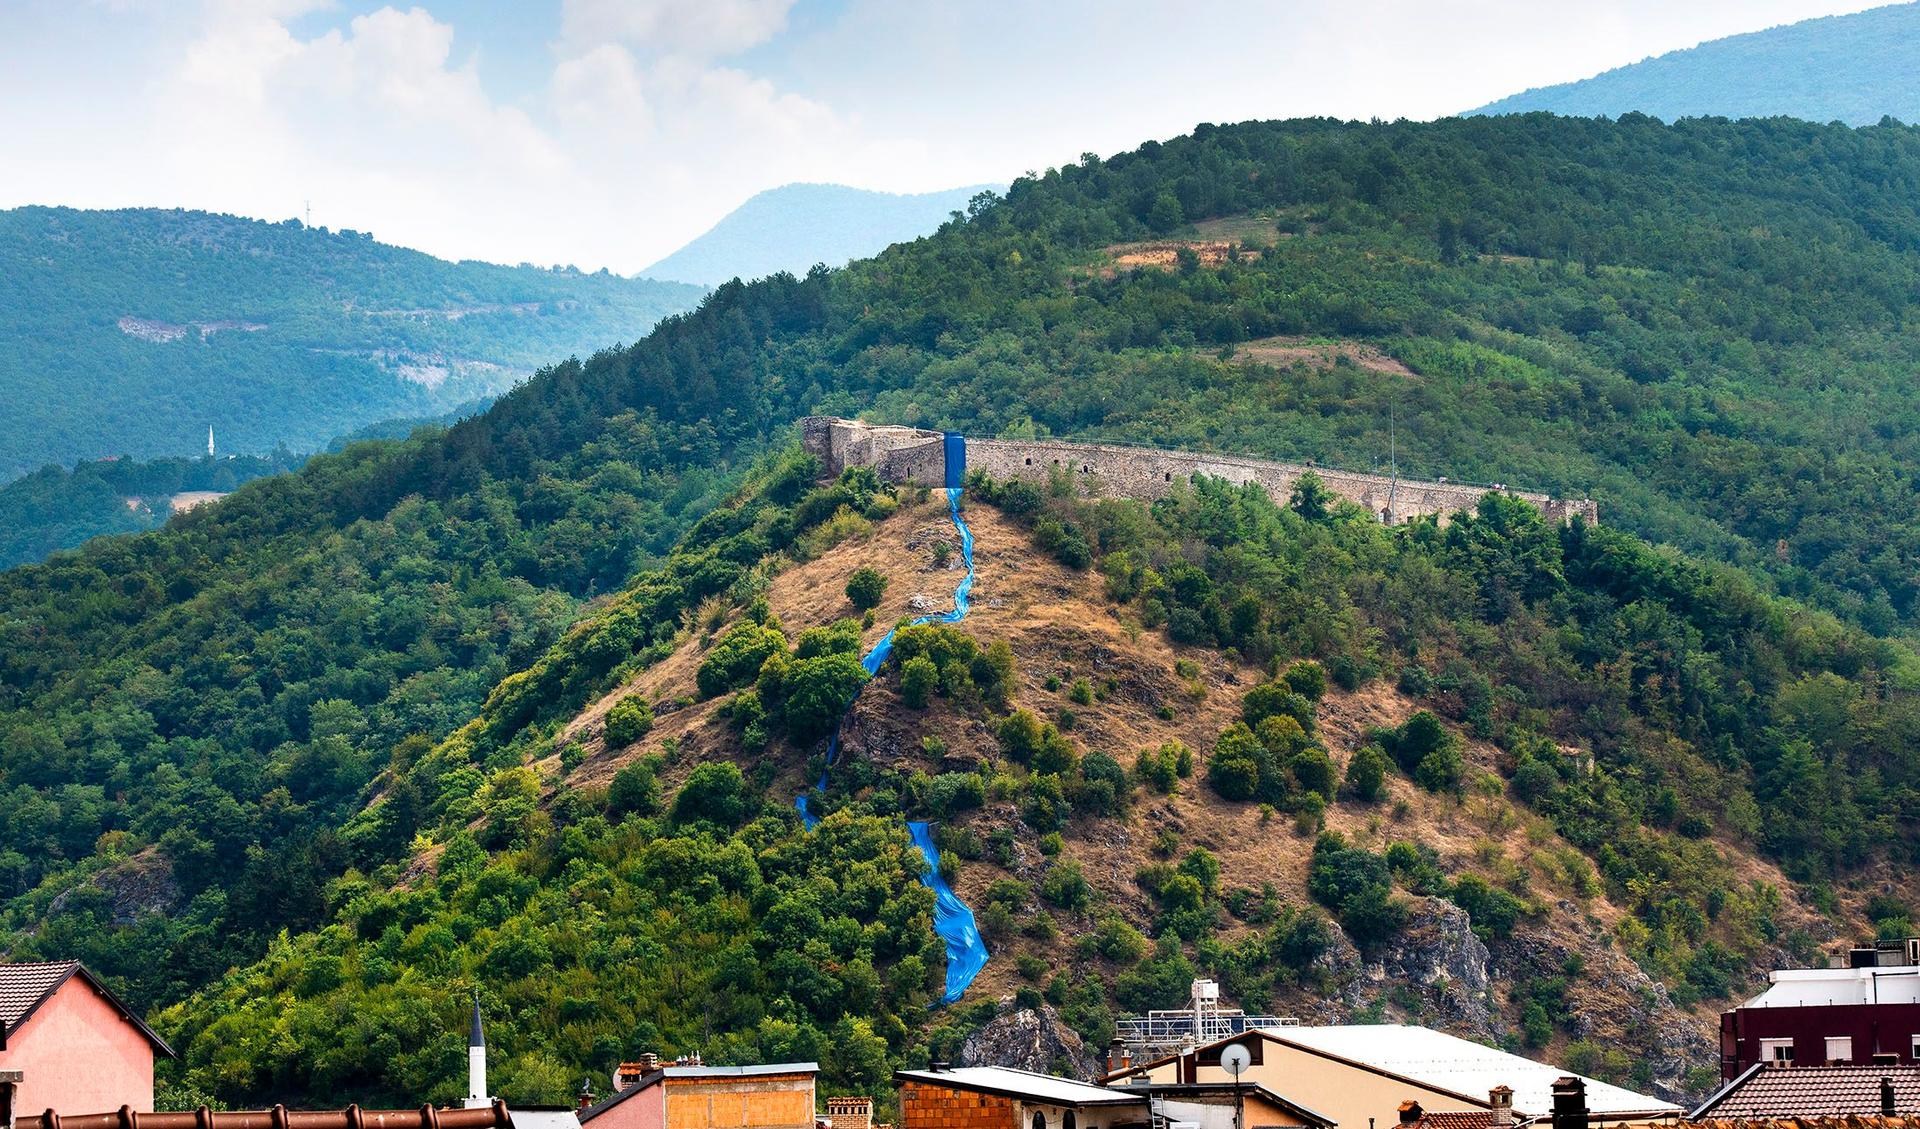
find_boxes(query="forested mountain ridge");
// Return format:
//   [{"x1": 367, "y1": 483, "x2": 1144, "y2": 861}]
[
  {"x1": 0, "y1": 207, "x2": 704, "y2": 478},
  {"x1": 5, "y1": 113, "x2": 1920, "y2": 1109},
  {"x1": 1470, "y1": 3, "x2": 1920, "y2": 123}
]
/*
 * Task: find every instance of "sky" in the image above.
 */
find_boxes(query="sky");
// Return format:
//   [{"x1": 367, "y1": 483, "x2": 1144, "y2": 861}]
[{"x1": 0, "y1": 0, "x2": 1895, "y2": 274}]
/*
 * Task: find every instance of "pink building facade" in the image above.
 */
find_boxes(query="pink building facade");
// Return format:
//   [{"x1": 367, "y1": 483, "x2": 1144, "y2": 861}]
[{"x1": 0, "y1": 961, "x2": 174, "y2": 1122}]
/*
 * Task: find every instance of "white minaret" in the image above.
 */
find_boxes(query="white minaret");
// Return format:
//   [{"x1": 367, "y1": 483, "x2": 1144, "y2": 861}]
[
  {"x1": 207, "y1": 425, "x2": 215, "y2": 458},
  {"x1": 464, "y1": 992, "x2": 489, "y2": 1108}
]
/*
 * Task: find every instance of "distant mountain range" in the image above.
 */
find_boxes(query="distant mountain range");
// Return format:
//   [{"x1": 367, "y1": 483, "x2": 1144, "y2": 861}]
[
  {"x1": 0, "y1": 207, "x2": 704, "y2": 479},
  {"x1": 641, "y1": 182, "x2": 998, "y2": 286},
  {"x1": 1469, "y1": 2, "x2": 1920, "y2": 124}
]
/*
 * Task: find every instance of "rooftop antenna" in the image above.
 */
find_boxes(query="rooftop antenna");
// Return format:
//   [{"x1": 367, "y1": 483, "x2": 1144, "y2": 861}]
[{"x1": 305, "y1": 199, "x2": 311, "y2": 228}]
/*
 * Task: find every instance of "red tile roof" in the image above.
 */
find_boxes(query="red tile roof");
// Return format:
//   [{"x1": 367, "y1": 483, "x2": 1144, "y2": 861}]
[
  {"x1": 28, "y1": 1101, "x2": 517, "y2": 1129},
  {"x1": 0, "y1": 960, "x2": 173, "y2": 1056},
  {"x1": 0, "y1": 961, "x2": 81, "y2": 1033},
  {"x1": 1686, "y1": 1119, "x2": 1920, "y2": 1129},
  {"x1": 1693, "y1": 1065, "x2": 1920, "y2": 1120},
  {"x1": 1414, "y1": 1114, "x2": 1500, "y2": 1129}
]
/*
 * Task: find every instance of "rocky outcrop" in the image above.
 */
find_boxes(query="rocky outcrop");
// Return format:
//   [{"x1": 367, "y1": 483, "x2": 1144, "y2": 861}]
[
  {"x1": 960, "y1": 1004, "x2": 1101, "y2": 1078},
  {"x1": 1373, "y1": 898, "x2": 1502, "y2": 1035},
  {"x1": 1298, "y1": 899, "x2": 1499, "y2": 1037},
  {"x1": 1491, "y1": 910, "x2": 1715, "y2": 1105}
]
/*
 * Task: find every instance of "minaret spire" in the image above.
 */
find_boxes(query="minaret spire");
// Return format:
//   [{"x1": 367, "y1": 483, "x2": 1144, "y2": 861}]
[
  {"x1": 208, "y1": 425, "x2": 215, "y2": 459},
  {"x1": 464, "y1": 990, "x2": 488, "y2": 1108}
]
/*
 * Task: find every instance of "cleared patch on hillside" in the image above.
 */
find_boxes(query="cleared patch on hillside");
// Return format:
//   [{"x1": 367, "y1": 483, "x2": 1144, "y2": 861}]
[
  {"x1": 1234, "y1": 335, "x2": 1417, "y2": 377},
  {"x1": 1103, "y1": 240, "x2": 1257, "y2": 271}
]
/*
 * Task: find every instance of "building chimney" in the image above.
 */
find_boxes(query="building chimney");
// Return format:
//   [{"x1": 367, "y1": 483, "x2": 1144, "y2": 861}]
[
  {"x1": 1551, "y1": 1077, "x2": 1587, "y2": 1129},
  {"x1": 1489, "y1": 1087, "x2": 1513, "y2": 1129},
  {"x1": 579, "y1": 1080, "x2": 597, "y2": 1110},
  {"x1": 1398, "y1": 1102, "x2": 1422, "y2": 1126},
  {"x1": 464, "y1": 992, "x2": 489, "y2": 1110},
  {"x1": 1882, "y1": 1076, "x2": 1897, "y2": 1118}
]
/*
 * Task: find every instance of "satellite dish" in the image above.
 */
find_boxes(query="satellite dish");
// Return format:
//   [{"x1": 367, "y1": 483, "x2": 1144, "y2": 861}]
[{"x1": 1220, "y1": 1043, "x2": 1252, "y2": 1078}]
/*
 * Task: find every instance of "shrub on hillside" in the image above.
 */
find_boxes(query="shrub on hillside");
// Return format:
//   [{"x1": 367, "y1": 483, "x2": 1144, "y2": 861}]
[
  {"x1": 698, "y1": 621, "x2": 786, "y2": 698},
  {"x1": 604, "y1": 697, "x2": 655, "y2": 747},
  {"x1": 1206, "y1": 724, "x2": 1266, "y2": 801},
  {"x1": 607, "y1": 758, "x2": 661, "y2": 818},
  {"x1": 1281, "y1": 660, "x2": 1327, "y2": 701},
  {"x1": 1344, "y1": 744, "x2": 1389, "y2": 802},
  {"x1": 1242, "y1": 681, "x2": 1315, "y2": 732},
  {"x1": 900, "y1": 655, "x2": 938, "y2": 708},
  {"x1": 782, "y1": 653, "x2": 870, "y2": 742},
  {"x1": 671, "y1": 762, "x2": 749, "y2": 828},
  {"x1": 1308, "y1": 832, "x2": 1408, "y2": 946},
  {"x1": 845, "y1": 567, "x2": 888, "y2": 610}
]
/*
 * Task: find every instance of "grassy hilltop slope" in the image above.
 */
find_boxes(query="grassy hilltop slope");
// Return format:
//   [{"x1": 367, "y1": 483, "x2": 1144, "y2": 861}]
[
  {"x1": 1470, "y1": 3, "x2": 1920, "y2": 123},
  {"x1": 0, "y1": 207, "x2": 704, "y2": 478},
  {"x1": 5, "y1": 114, "x2": 1920, "y2": 1109}
]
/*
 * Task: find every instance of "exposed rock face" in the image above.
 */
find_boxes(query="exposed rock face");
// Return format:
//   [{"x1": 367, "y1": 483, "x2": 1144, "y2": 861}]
[
  {"x1": 1296, "y1": 899, "x2": 1498, "y2": 1036},
  {"x1": 960, "y1": 1004, "x2": 1101, "y2": 1079},
  {"x1": 1372, "y1": 897, "x2": 1501, "y2": 1036},
  {"x1": 1491, "y1": 911, "x2": 1715, "y2": 1105},
  {"x1": 47, "y1": 850, "x2": 182, "y2": 925}
]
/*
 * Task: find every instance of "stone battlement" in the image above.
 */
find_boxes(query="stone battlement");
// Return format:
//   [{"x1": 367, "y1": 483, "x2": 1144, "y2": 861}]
[{"x1": 801, "y1": 417, "x2": 1597, "y2": 527}]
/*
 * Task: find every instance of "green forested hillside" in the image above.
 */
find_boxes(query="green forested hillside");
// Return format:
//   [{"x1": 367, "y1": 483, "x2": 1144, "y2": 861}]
[
  {"x1": 0, "y1": 401, "x2": 495, "y2": 569},
  {"x1": 1471, "y1": 3, "x2": 1920, "y2": 124},
  {"x1": 0, "y1": 208, "x2": 704, "y2": 478},
  {"x1": 6, "y1": 114, "x2": 1920, "y2": 1105}
]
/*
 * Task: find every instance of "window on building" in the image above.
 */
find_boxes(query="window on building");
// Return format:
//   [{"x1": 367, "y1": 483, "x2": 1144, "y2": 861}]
[
  {"x1": 1760, "y1": 1038, "x2": 1795, "y2": 1064},
  {"x1": 1033, "y1": 1113, "x2": 1046, "y2": 1129},
  {"x1": 1825, "y1": 1036, "x2": 1853, "y2": 1063},
  {"x1": 1064, "y1": 1112, "x2": 1077, "y2": 1129},
  {"x1": 1911, "y1": 1034, "x2": 1920, "y2": 1059}
]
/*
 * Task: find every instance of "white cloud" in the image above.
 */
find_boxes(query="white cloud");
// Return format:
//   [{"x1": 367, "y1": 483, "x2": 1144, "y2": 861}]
[
  {"x1": 558, "y1": 0, "x2": 797, "y2": 59},
  {"x1": 550, "y1": 42, "x2": 652, "y2": 134}
]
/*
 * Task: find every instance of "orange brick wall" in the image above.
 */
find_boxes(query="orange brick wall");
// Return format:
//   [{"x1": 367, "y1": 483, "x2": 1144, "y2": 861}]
[
  {"x1": 900, "y1": 1082, "x2": 1016, "y2": 1129},
  {"x1": 663, "y1": 1075, "x2": 815, "y2": 1129}
]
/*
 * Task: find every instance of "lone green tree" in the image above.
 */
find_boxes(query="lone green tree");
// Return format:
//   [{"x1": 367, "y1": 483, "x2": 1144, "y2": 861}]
[{"x1": 846, "y1": 567, "x2": 889, "y2": 610}]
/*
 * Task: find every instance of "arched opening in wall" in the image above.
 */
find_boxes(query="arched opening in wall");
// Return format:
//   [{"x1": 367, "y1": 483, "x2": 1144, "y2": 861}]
[
  {"x1": 1081, "y1": 465, "x2": 1090, "y2": 474},
  {"x1": 1052, "y1": 459, "x2": 1060, "y2": 466},
  {"x1": 1033, "y1": 1113, "x2": 1046, "y2": 1129},
  {"x1": 1025, "y1": 457, "x2": 1032, "y2": 466},
  {"x1": 1063, "y1": 1113, "x2": 1077, "y2": 1129},
  {"x1": 1164, "y1": 472, "x2": 1172, "y2": 482}
]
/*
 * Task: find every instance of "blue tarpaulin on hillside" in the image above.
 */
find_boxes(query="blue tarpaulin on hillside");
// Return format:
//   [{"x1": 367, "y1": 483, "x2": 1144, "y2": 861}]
[{"x1": 795, "y1": 433, "x2": 987, "y2": 1003}]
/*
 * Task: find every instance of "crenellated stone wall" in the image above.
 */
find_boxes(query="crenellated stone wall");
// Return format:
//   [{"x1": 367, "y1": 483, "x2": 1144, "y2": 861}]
[{"x1": 801, "y1": 417, "x2": 1596, "y2": 526}]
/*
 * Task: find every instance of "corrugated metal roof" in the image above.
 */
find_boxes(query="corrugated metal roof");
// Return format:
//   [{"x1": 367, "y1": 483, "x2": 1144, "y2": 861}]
[
  {"x1": 896, "y1": 1067, "x2": 1148, "y2": 1107},
  {"x1": 508, "y1": 1110, "x2": 583, "y2": 1129},
  {"x1": 1692, "y1": 1065, "x2": 1920, "y2": 1119},
  {"x1": 663, "y1": 1063, "x2": 819, "y2": 1079},
  {"x1": 1263, "y1": 1025, "x2": 1681, "y2": 1117}
]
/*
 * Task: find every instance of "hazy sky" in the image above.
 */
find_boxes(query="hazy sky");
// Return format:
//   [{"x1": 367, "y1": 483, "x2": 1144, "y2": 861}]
[{"x1": 0, "y1": 0, "x2": 1893, "y2": 273}]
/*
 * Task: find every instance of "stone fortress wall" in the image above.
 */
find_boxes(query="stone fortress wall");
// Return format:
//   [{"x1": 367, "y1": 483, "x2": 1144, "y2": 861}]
[{"x1": 800, "y1": 417, "x2": 1598, "y2": 526}]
